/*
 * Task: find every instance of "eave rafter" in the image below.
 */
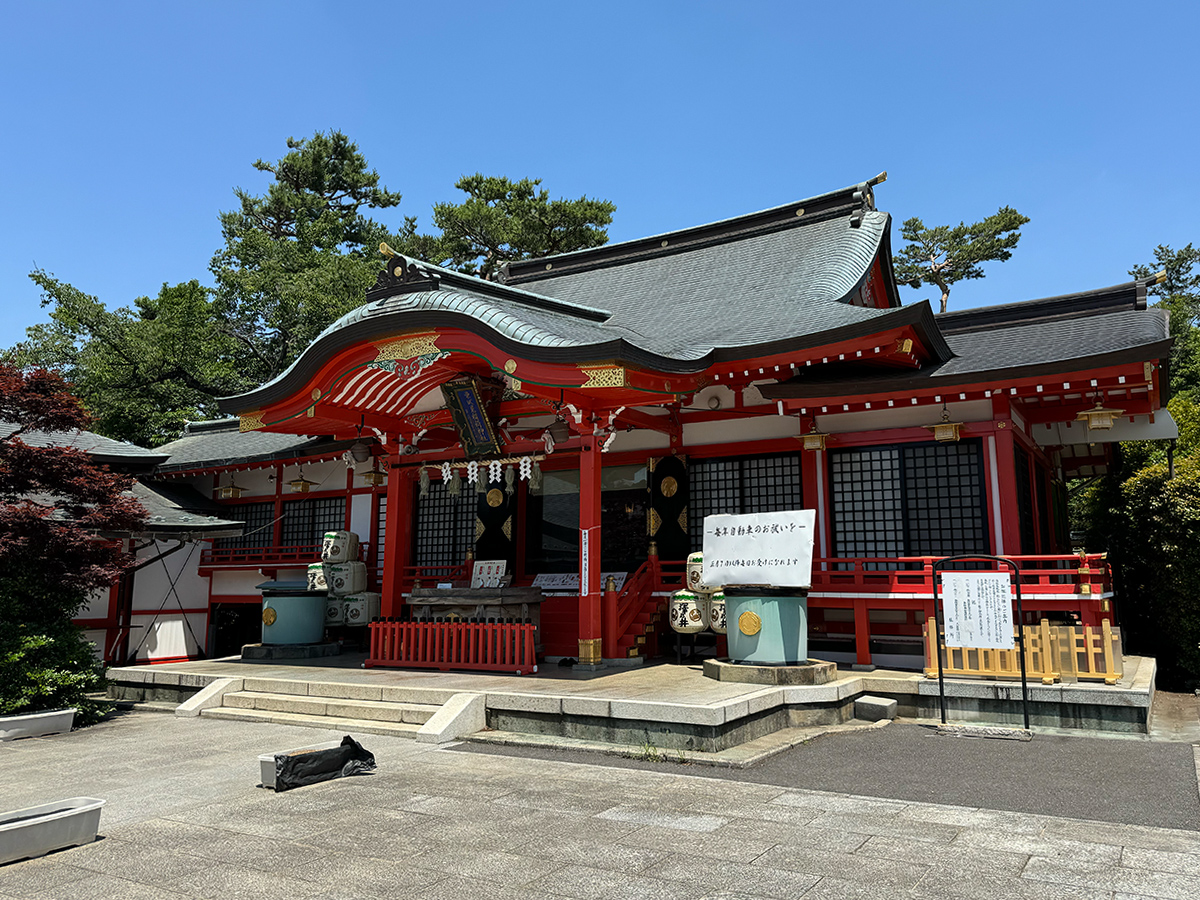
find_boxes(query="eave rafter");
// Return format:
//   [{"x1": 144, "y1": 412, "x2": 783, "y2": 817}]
[{"x1": 778, "y1": 361, "x2": 1159, "y2": 424}]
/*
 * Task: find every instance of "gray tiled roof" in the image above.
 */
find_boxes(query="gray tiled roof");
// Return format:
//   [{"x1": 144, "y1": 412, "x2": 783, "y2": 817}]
[
  {"x1": 218, "y1": 183, "x2": 937, "y2": 414},
  {"x1": 154, "y1": 419, "x2": 328, "y2": 471},
  {"x1": 0, "y1": 424, "x2": 168, "y2": 471},
  {"x1": 131, "y1": 481, "x2": 243, "y2": 537},
  {"x1": 511, "y1": 210, "x2": 894, "y2": 357},
  {"x1": 760, "y1": 303, "x2": 1171, "y2": 399},
  {"x1": 937, "y1": 308, "x2": 1170, "y2": 378}
]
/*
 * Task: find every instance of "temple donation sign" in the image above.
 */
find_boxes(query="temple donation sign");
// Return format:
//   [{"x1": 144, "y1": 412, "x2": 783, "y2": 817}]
[
  {"x1": 940, "y1": 572, "x2": 1015, "y2": 649},
  {"x1": 701, "y1": 510, "x2": 816, "y2": 588}
]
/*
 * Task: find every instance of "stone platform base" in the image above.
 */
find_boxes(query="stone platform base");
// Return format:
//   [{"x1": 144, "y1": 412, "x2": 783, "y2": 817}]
[
  {"x1": 703, "y1": 658, "x2": 837, "y2": 686},
  {"x1": 240, "y1": 642, "x2": 341, "y2": 661}
]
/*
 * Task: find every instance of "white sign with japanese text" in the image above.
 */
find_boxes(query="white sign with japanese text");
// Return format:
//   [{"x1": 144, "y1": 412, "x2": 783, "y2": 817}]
[
  {"x1": 701, "y1": 510, "x2": 816, "y2": 588},
  {"x1": 532, "y1": 572, "x2": 628, "y2": 593},
  {"x1": 471, "y1": 560, "x2": 507, "y2": 589},
  {"x1": 940, "y1": 572, "x2": 1015, "y2": 649}
]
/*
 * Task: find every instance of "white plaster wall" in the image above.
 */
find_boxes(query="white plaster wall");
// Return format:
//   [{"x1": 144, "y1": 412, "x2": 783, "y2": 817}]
[
  {"x1": 81, "y1": 629, "x2": 106, "y2": 661},
  {"x1": 286, "y1": 459, "x2": 345, "y2": 494},
  {"x1": 684, "y1": 415, "x2": 800, "y2": 447},
  {"x1": 210, "y1": 570, "x2": 265, "y2": 596},
  {"x1": 811, "y1": 400, "x2": 992, "y2": 433},
  {"x1": 349, "y1": 493, "x2": 373, "y2": 544},
  {"x1": 77, "y1": 585, "x2": 110, "y2": 619},
  {"x1": 606, "y1": 429, "x2": 670, "y2": 454},
  {"x1": 129, "y1": 612, "x2": 206, "y2": 662},
  {"x1": 220, "y1": 467, "x2": 275, "y2": 498},
  {"x1": 130, "y1": 542, "x2": 208, "y2": 613}
]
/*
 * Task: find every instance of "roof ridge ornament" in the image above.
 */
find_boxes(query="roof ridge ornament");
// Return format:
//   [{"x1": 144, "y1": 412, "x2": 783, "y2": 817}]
[
  {"x1": 374, "y1": 244, "x2": 441, "y2": 293},
  {"x1": 849, "y1": 172, "x2": 886, "y2": 229}
]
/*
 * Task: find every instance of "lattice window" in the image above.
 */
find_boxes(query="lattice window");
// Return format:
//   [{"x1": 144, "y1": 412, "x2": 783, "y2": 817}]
[
  {"x1": 375, "y1": 494, "x2": 387, "y2": 572},
  {"x1": 830, "y1": 440, "x2": 987, "y2": 560},
  {"x1": 414, "y1": 481, "x2": 475, "y2": 567},
  {"x1": 830, "y1": 447, "x2": 904, "y2": 559},
  {"x1": 689, "y1": 454, "x2": 804, "y2": 551},
  {"x1": 903, "y1": 442, "x2": 986, "y2": 557},
  {"x1": 213, "y1": 502, "x2": 275, "y2": 549},
  {"x1": 280, "y1": 496, "x2": 346, "y2": 547},
  {"x1": 742, "y1": 454, "x2": 804, "y2": 514}
]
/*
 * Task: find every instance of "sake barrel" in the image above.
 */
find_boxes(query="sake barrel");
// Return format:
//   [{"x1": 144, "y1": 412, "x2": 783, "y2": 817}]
[
  {"x1": 321, "y1": 530, "x2": 360, "y2": 563},
  {"x1": 343, "y1": 592, "x2": 381, "y2": 626},
  {"x1": 668, "y1": 589, "x2": 708, "y2": 634},
  {"x1": 306, "y1": 562, "x2": 328, "y2": 591},
  {"x1": 325, "y1": 597, "x2": 346, "y2": 625},
  {"x1": 325, "y1": 561, "x2": 367, "y2": 596},
  {"x1": 686, "y1": 552, "x2": 707, "y2": 593},
  {"x1": 708, "y1": 591, "x2": 727, "y2": 634}
]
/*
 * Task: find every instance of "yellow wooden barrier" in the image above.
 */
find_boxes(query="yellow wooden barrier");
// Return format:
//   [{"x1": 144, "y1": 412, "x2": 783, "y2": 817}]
[{"x1": 924, "y1": 618, "x2": 1122, "y2": 685}]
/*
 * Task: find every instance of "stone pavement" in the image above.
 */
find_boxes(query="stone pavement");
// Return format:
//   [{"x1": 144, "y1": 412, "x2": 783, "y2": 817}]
[{"x1": 2, "y1": 712, "x2": 1200, "y2": 900}]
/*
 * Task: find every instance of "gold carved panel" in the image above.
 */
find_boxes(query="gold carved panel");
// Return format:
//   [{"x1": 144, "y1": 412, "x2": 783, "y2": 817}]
[
  {"x1": 239, "y1": 411, "x2": 265, "y2": 433},
  {"x1": 579, "y1": 365, "x2": 627, "y2": 389},
  {"x1": 374, "y1": 333, "x2": 441, "y2": 363},
  {"x1": 648, "y1": 508, "x2": 662, "y2": 536}
]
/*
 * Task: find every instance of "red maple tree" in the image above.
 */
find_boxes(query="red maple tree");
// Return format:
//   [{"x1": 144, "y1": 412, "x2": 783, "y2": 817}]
[{"x1": 0, "y1": 364, "x2": 145, "y2": 722}]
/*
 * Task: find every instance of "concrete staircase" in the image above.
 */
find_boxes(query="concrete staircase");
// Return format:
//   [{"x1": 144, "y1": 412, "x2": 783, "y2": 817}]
[{"x1": 188, "y1": 677, "x2": 473, "y2": 740}]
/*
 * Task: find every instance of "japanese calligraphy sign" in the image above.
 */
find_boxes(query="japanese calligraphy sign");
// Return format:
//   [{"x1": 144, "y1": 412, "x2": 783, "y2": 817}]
[
  {"x1": 701, "y1": 510, "x2": 816, "y2": 588},
  {"x1": 940, "y1": 572, "x2": 1015, "y2": 649},
  {"x1": 471, "y1": 560, "x2": 507, "y2": 589}
]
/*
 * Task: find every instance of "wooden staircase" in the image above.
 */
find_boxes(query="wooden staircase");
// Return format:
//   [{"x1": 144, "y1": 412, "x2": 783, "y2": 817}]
[{"x1": 610, "y1": 556, "x2": 685, "y2": 659}]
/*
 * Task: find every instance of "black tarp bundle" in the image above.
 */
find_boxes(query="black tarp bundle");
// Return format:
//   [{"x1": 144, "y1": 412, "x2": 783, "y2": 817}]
[{"x1": 273, "y1": 735, "x2": 376, "y2": 792}]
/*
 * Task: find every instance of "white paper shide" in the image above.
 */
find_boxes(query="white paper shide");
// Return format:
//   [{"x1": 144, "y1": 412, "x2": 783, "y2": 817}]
[
  {"x1": 940, "y1": 572, "x2": 1015, "y2": 649},
  {"x1": 701, "y1": 510, "x2": 816, "y2": 588}
]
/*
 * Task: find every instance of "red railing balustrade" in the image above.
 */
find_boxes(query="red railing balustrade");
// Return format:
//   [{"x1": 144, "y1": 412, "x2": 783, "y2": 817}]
[
  {"x1": 366, "y1": 619, "x2": 537, "y2": 675},
  {"x1": 200, "y1": 542, "x2": 371, "y2": 568}
]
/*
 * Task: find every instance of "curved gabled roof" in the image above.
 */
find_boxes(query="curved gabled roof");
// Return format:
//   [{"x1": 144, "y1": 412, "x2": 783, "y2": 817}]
[
  {"x1": 218, "y1": 177, "x2": 953, "y2": 415},
  {"x1": 506, "y1": 210, "x2": 896, "y2": 358}
]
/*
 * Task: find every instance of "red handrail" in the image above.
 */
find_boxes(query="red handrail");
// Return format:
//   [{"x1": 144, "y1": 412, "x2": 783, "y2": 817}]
[
  {"x1": 200, "y1": 543, "x2": 371, "y2": 567},
  {"x1": 366, "y1": 619, "x2": 537, "y2": 675}
]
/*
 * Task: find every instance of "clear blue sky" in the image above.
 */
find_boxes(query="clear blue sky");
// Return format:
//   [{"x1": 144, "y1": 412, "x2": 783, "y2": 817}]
[{"x1": 1, "y1": 1, "x2": 1196, "y2": 350}]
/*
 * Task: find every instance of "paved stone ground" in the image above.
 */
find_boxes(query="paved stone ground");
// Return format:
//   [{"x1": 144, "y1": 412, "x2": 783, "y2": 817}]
[
  {"x1": 3, "y1": 713, "x2": 1200, "y2": 899},
  {"x1": 458, "y1": 719, "x2": 1200, "y2": 831}
]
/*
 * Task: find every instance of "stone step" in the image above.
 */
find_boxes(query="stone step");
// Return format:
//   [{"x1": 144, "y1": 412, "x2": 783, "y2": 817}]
[
  {"x1": 200, "y1": 706, "x2": 424, "y2": 738},
  {"x1": 221, "y1": 691, "x2": 439, "y2": 725},
  {"x1": 237, "y1": 677, "x2": 460, "y2": 706}
]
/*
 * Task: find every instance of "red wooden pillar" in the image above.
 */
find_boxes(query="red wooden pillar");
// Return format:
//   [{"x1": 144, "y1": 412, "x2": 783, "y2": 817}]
[
  {"x1": 800, "y1": 444, "x2": 827, "y2": 562},
  {"x1": 271, "y1": 462, "x2": 285, "y2": 548},
  {"x1": 380, "y1": 455, "x2": 412, "y2": 618},
  {"x1": 853, "y1": 597, "x2": 871, "y2": 665},
  {"x1": 577, "y1": 433, "x2": 603, "y2": 665},
  {"x1": 990, "y1": 397, "x2": 1023, "y2": 556}
]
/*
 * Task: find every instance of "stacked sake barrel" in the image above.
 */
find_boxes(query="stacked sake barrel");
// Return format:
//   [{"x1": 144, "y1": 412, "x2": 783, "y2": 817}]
[
  {"x1": 307, "y1": 531, "x2": 380, "y2": 628},
  {"x1": 668, "y1": 552, "x2": 727, "y2": 636}
]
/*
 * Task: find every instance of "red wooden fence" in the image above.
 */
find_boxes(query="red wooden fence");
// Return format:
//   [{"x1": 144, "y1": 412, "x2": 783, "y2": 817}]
[{"x1": 366, "y1": 619, "x2": 538, "y2": 675}]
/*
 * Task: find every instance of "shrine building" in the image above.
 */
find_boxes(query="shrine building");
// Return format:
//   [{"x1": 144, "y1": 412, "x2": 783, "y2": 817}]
[{"x1": 128, "y1": 175, "x2": 1172, "y2": 670}]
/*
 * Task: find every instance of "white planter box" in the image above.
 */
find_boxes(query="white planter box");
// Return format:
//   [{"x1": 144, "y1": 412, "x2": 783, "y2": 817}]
[
  {"x1": 0, "y1": 797, "x2": 105, "y2": 864},
  {"x1": 258, "y1": 740, "x2": 343, "y2": 789},
  {"x1": 0, "y1": 708, "x2": 76, "y2": 742}
]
